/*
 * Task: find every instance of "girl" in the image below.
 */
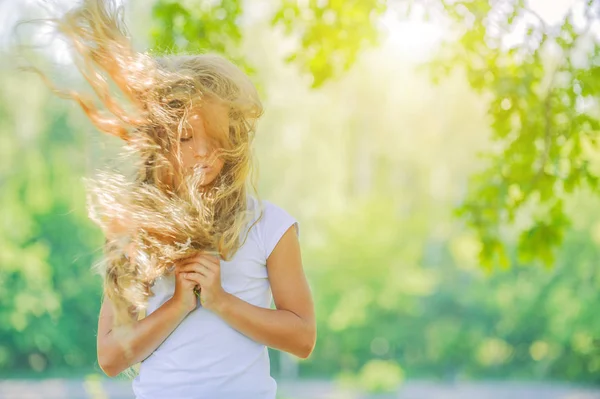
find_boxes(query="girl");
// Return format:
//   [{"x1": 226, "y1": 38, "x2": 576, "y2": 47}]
[{"x1": 37, "y1": 0, "x2": 316, "y2": 398}]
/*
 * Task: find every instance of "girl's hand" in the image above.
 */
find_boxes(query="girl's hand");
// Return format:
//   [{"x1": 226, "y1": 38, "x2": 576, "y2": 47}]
[
  {"x1": 176, "y1": 253, "x2": 229, "y2": 313},
  {"x1": 170, "y1": 259, "x2": 201, "y2": 315}
]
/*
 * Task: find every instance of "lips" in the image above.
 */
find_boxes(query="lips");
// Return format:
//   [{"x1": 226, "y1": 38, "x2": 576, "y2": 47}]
[{"x1": 193, "y1": 164, "x2": 212, "y2": 173}]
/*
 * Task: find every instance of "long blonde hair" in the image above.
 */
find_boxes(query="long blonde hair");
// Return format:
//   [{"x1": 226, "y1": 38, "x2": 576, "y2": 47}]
[{"x1": 31, "y1": 0, "x2": 264, "y2": 327}]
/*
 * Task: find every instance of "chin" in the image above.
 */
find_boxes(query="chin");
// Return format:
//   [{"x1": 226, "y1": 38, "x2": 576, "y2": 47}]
[{"x1": 198, "y1": 176, "x2": 217, "y2": 188}]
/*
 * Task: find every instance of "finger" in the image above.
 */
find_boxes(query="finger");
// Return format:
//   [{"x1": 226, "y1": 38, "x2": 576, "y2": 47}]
[
  {"x1": 203, "y1": 254, "x2": 220, "y2": 266},
  {"x1": 176, "y1": 260, "x2": 208, "y2": 271},
  {"x1": 197, "y1": 257, "x2": 219, "y2": 271},
  {"x1": 175, "y1": 259, "x2": 196, "y2": 269},
  {"x1": 178, "y1": 275, "x2": 198, "y2": 289},
  {"x1": 192, "y1": 253, "x2": 216, "y2": 262},
  {"x1": 175, "y1": 253, "x2": 204, "y2": 265},
  {"x1": 184, "y1": 269, "x2": 219, "y2": 287},
  {"x1": 177, "y1": 255, "x2": 214, "y2": 266},
  {"x1": 180, "y1": 271, "x2": 198, "y2": 282},
  {"x1": 179, "y1": 266, "x2": 211, "y2": 280},
  {"x1": 180, "y1": 260, "x2": 214, "y2": 274},
  {"x1": 176, "y1": 269, "x2": 195, "y2": 281},
  {"x1": 176, "y1": 253, "x2": 219, "y2": 267},
  {"x1": 181, "y1": 278, "x2": 197, "y2": 289},
  {"x1": 177, "y1": 261, "x2": 200, "y2": 271},
  {"x1": 188, "y1": 253, "x2": 219, "y2": 265},
  {"x1": 182, "y1": 272, "x2": 208, "y2": 286}
]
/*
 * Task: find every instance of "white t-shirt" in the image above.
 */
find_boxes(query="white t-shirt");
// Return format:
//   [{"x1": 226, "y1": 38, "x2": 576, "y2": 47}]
[{"x1": 132, "y1": 197, "x2": 299, "y2": 399}]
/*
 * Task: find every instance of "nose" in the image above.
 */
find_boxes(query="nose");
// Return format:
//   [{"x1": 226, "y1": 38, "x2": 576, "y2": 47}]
[{"x1": 193, "y1": 139, "x2": 211, "y2": 159}]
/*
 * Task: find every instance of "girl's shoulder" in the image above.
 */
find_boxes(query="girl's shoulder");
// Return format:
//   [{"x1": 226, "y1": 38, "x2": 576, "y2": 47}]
[{"x1": 247, "y1": 196, "x2": 299, "y2": 259}]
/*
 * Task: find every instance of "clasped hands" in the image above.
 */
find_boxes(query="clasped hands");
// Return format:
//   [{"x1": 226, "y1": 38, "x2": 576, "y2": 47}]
[{"x1": 174, "y1": 252, "x2": 228, "y2": 313}]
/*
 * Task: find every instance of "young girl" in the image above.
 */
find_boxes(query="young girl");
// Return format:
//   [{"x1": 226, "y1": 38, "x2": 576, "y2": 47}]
[{"x1": 38, "y1": 0, "x2": 316, "y2": 397}]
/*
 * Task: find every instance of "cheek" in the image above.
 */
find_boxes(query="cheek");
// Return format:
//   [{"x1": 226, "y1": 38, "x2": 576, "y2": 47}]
[
  {"x1": 172, "y1": 148, "x2": 195, "y2": 171},
  {"x1": 214, "y1": 158, "x2": 225, "y2": 173}
]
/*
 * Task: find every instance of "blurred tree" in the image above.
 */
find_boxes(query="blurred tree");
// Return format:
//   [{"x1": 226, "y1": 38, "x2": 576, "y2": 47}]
[
  {"x1": 151, "y1": 0, "x2": 388, "y2": 87},
  {"x1": 425, "y1": 0, "x2": 600, "y2": 268},
  {"x1": 300, "y1": 194, "x2": 600, "y2": 383},
  {"x1": 0, "y1": 63, "x2": 103, "y2": 374}
]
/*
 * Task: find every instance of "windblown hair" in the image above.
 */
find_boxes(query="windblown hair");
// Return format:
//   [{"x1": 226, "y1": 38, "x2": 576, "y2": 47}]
[{"x1": 33, "y1": 0, "x2": 264, "y2": 327}]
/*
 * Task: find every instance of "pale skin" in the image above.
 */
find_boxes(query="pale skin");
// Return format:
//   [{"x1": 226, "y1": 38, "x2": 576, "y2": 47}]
[{"x1": 97, "y1": 102, "x2": 316, "y2": 377}]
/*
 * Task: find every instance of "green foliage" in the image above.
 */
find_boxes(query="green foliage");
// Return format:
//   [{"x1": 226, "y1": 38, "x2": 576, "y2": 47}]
[
  {"x1": 299, "y1": 195, "x2": 600, "y2": 382},
  {"x1": 427, "y1": 0, "x2": 600, "y2": 268},
  {"x1": 151, "y1": 0, "x2": 386, "y2": 87},
  {"x1": 151, "y1": 0, "x2": 243, "y2": 56},
  {"x1": 0, "y1": 69, "x2": 103, "y2": 374},
  {"x1": 272, "y1": 0, "x2": 386, "y2": 87}
]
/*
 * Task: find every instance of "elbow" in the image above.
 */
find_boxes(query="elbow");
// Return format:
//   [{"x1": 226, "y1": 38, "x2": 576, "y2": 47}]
[
  {"x1": 296, "y1": 323, "x2": 316, "y2": 359},
  {"x1": 98, "y1": 355, "x2": 121, "y2": 378},
  {"x1": 102, "y1": 366, "x2": 121, "y2": 378},
  {"x1": 296, "y1": 345, "x2": 313, "y2": 360},
  {"x1": 98, "y1": 358, "x2": 119, "y2": 378},
  {"x1": 98, "y1": 347, "x2": 123, "y2": 378}
]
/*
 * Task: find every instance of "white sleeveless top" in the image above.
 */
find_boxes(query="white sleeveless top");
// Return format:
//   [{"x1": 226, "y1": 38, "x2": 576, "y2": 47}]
[{"x1": 132, "y1": 197, "x2": 298, "y2": 399}]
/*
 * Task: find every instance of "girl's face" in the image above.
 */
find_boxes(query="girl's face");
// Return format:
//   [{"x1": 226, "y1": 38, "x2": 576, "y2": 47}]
[{"x1": 176, "y1": 102, "x2": 229, "y2": 187}]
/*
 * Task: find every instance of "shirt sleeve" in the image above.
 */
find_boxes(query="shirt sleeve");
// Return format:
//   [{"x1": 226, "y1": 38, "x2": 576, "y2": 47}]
[{"x1": 259, "y1": 200, "x2": 299, "y2": 260}]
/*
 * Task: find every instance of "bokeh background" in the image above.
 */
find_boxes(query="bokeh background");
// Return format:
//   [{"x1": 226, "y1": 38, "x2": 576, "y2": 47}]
[{"x1": 2, "y1": 0, "x2": 600, "y2": 398}]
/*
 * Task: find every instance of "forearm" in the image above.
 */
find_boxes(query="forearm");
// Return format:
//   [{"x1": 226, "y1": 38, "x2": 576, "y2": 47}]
[
  {"x1": 99, "y1": 299, "x2": 189, "y2": 376},
  {"x1": 215, "y1": 293, "x2": 315, "y2": 358}
]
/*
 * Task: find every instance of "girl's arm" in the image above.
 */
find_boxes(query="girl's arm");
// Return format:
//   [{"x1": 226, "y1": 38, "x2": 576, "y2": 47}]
[
  {"x1": 97, "y1": 269, "x2": 198, "y2": 377},
  {"x1": 178, "y1": 225, "x2": 317, "y2": 358}
]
